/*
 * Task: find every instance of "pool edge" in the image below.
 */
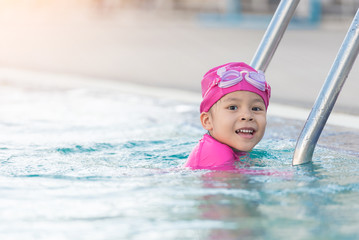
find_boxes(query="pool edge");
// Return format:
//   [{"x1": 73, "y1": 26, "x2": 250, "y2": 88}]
[{"x1": 1, "y1": 67, "x2": 358, "y2": 130}]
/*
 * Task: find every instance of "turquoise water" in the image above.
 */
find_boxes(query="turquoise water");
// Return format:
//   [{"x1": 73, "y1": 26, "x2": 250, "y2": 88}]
[{"x1": 1, "y1": 81, "x2": 359, "y2": 240}]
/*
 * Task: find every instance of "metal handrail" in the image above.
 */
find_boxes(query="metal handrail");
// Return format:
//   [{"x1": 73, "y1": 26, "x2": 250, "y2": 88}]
[
  {"x1": 292, "y1": 8, "x2": 359, "y2": 166},
  {"x1": 251, "y1": 0, "x2": 300, "y2": 71}
]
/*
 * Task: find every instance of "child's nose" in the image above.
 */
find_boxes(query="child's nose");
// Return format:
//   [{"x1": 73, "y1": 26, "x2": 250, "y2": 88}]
[
  {"x1": 241, "y1": 116, "x2": 253, "y2": 121},
  {"x1": 240, "y1": 111, "x2": 253, "y2": 121}
]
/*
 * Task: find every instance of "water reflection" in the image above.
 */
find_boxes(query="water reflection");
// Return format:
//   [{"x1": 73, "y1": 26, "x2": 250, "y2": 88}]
[
  {"x1": 293, "y1": 162, "x2": 354, "y2": 238},
  {"x1": 199, "y1": 171, "x2": 264, "y2": 240}
]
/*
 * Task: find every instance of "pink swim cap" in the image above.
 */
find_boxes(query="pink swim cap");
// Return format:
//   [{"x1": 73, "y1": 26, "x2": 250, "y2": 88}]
[{"x1": 200, "y1": 62, "x2": 271, "y2": 113}]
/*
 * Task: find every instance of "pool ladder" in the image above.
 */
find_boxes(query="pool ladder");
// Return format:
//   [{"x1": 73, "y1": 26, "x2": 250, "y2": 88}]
[{"x1": 249, "y1": 0, "x2": 359, "y2": 166}]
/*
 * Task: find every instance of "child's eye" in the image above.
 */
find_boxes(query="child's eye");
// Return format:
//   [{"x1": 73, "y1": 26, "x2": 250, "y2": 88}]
[
  {"x1": 252, "y1": 106, "x2": 263, "y2": 111},
  {"x1": 228, "y1": 105, "x2": 238, "y2": 110}
]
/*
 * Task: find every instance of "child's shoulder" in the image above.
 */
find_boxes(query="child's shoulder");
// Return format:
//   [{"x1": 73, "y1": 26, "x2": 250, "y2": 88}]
[{"x1": 184, "y1": 134, "x2": 238, "y2": 170}]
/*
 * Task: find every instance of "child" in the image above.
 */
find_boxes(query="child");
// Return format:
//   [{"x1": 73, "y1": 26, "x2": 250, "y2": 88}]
[{"x1": 184, "y1": 62, "x2": 271, "y2": 170}]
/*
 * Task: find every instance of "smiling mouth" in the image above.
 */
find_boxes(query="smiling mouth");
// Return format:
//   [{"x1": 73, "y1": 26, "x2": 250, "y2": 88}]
[{"x1": 235, "y1": 128, "x2": 255, "y2": 135}]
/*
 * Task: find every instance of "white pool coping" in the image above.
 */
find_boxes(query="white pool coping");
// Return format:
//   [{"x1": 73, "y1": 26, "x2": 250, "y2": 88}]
[{"x1": 1, "y1": 67, "x2": 359, "y2": 130}]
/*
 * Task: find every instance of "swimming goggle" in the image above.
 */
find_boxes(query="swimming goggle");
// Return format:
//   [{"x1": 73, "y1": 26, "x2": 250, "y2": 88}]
[{"x1": 203, "y1": 67, "x2": 268, "y2": 97}]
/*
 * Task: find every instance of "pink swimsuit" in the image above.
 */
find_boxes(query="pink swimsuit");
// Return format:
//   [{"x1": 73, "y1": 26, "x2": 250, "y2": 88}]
[
  {"x1": 184, "y1": 134, "x2": 294, "y2": 178},
  {"x1": 184, "y1": 134, "x2": 245, "y2": 170}
]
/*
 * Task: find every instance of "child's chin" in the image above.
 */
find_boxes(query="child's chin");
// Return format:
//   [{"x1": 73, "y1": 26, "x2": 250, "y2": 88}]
[{"x1": 232, "y1": 146, "x2": 253, "y2": 152}]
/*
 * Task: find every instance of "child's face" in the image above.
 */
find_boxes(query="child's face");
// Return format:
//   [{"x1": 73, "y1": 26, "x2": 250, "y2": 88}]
[{"x1": 201, "y1": 91, "x2": 267, "y2": 152}]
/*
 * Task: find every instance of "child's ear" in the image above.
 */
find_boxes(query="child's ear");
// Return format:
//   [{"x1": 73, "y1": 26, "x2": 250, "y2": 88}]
[{"x1": 200, "y1": 112, "x2": 213, "y2": 131}]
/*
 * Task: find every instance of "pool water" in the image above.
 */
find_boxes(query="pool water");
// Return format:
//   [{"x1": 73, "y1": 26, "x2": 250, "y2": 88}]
[{"x1": 1, "y1": 77, "x2": 359, "y2": 240}]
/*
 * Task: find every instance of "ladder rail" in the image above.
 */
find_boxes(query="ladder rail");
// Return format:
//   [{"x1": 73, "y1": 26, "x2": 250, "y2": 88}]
[
  {"x1": 251, "y1": 0, "x2": 300, "y2": 71},
  {"x1": 292, "y1": 8, "x2": 359, "y2": 166}
]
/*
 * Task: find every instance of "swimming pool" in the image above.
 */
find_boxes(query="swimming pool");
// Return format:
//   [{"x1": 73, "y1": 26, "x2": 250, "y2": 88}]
[{"x1": 1, "y1": 70, "x2": 359, "y2": 240}]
